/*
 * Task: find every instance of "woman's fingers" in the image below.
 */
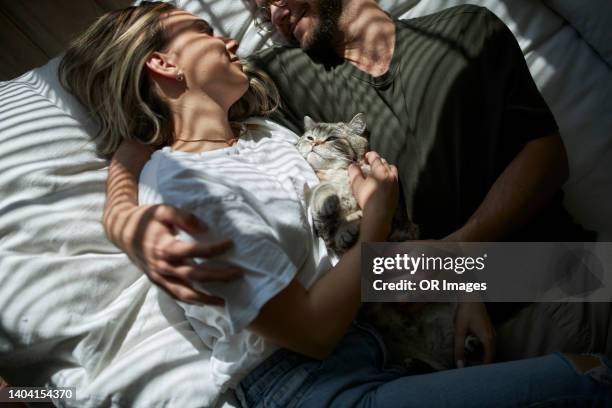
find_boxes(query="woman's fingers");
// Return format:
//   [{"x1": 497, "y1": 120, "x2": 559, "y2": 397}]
[
  {"x1": 364, "y1": 151, "x2": 396, "y2": 179},
  {"x1": 348, "y1": 162, "x2": 364, "y2": 182},
  {"x1": 364, "y1": 150, "x2": 382, "y2": 165}
]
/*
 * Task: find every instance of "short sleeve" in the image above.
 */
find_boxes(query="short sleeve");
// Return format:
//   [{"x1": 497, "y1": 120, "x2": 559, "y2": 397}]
[
  {"x1": 478, "y1": 9, "x2": 559, "y2": 144},
  {"x1": 158, "y1": 174, "x2": 298, "y2": 335}
]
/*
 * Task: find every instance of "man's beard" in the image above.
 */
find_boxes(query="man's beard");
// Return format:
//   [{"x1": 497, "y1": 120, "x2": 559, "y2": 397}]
[{"x1": 303, "y1": 0, "x2": 343, "y2": 61}]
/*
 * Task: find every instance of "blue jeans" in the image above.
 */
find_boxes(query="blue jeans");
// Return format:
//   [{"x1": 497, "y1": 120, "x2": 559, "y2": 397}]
[{"x1": 237, "y1": 324, "x2": 612, "y2": 407}]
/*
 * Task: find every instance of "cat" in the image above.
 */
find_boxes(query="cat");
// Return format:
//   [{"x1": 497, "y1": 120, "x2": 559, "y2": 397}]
[
  {"x1": 297, "y1": 113, "x2": 482, "y2": 371},
  {"x1": 296, "y1": 113, "x2": 419, "y2": 254}
]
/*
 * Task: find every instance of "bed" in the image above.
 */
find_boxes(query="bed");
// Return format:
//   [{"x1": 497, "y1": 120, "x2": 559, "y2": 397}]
[{"x1": 0, "y1": 0, "x2": 611, "y2": 406}]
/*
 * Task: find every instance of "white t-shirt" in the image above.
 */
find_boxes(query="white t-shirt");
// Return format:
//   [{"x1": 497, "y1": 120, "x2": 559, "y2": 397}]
[{"x1": 139, "y1": 117, "x2": 334, "y2": 396}]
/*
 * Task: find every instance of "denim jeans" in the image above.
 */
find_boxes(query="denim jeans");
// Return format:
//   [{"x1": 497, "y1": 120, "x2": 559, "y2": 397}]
[{"x1": 236, "y1": 323, "x2": 612, "y2": 407}]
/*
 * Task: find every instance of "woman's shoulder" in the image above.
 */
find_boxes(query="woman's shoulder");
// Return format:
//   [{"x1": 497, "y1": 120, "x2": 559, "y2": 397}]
[
  {"x1": 144, "y1": 147, "x2": 241, "y2": 205},
  {"x1": 241, "y1": 117, "x2": 300, "y2": 145}
]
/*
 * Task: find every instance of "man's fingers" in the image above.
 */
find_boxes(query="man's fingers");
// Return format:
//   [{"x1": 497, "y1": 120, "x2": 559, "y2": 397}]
[
  {"x1": 160, "y1": 239, "x2": 234, "y2": 261},
  {"x1": 156, "y1": 260, "x2": 242, "y2": 282},
  {"x1": 482, "y1": 331, "x2": 496, "y2": 364},
  {"x1": 454, "y1": 328, "x2": 467, "y2": 368},
  {"x1": 150, "y1": 273, "x2": 225, "y2": 305},
  {"x1": 154, "y1": 205, "x2": 208, "y2": 234},
  {"x1": 189, "y1": 264, "x2": 243, "y2": 282}
]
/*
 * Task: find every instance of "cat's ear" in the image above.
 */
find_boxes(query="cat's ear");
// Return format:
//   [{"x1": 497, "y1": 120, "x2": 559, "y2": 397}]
[
  {"x1": 348, "y1": 113, "x2": 367, "y2": 135},
  {"x1": 304, "y1": 116, "x2": 317, "y2": 131}
]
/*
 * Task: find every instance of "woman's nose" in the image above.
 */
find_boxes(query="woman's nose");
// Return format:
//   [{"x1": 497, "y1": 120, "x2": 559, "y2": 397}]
[{"x1": 224, "y1": 38, "x2": 240, "y2": 53}]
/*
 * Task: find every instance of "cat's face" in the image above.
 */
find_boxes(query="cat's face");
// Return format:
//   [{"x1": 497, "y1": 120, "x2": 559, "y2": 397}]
[{"x1": 297, "y1": 113, "x2": 369, "y2": 171}]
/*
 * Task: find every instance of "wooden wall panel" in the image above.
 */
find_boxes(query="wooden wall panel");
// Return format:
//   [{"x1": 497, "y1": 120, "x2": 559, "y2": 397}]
[{"x1": 0, "y1": 0, "x2": 132, "y2": 81}]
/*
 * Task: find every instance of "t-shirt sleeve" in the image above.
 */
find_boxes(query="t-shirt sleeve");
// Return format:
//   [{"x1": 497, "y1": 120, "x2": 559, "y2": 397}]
[
  {"x1": 158, "y1": 170, "x2": 298, "y2": 335},
  {"x1": 477, "y1": 8, "x2": 559, "y2": 144}
]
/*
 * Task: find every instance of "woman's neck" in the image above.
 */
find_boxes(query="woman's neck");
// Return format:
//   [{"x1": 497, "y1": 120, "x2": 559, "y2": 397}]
[{"x1": 170, "y1": 94, "x2": 238, "y2": 153}]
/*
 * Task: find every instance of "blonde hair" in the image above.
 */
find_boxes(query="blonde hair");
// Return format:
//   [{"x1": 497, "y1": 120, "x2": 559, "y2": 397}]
[{"x1": 59, "y1": 1, "x2": 279, "y2": 156}]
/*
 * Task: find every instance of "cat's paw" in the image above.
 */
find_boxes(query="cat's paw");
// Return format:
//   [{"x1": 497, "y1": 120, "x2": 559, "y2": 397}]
[
  {"x1": 311, "y1": 184, "x2": 341, "y2": 219},
  {"x1": 311, "y1": 187, "x2": 341, "y2": 245},
  {"x1": 334, "y1": 220, "x2": 360, "y2": 253}
]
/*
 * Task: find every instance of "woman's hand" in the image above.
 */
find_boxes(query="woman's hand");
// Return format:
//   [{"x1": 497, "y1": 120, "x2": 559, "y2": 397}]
[
  {"x1": 454, "y1": 302, "x2": 496, "y2": 367},
  {"x1": 348, "y1": 151, "x2": 399, "y2": 240}
]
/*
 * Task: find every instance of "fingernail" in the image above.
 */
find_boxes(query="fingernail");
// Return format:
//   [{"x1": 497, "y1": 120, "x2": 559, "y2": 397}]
[{"x1": 456, "y1": 360, "x2": 465, "y2": 368}]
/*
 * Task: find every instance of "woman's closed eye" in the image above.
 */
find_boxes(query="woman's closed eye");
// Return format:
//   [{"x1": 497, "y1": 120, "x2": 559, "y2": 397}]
[{"x1": 192, "y1": 19, "x2": 214, "y2": 35}]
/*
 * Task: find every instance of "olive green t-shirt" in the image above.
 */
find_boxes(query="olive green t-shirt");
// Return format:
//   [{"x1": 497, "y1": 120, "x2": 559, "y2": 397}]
[{"x1": 250, "y1": 5, "x2": 590, "y2": 241}]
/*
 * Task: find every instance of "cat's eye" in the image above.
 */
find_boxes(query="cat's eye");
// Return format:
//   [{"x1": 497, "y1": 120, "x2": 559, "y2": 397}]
[
  {"x1": 326, "y1": 136, "x2": 338, "y2": 142},
  {"x1": 306, "y1": 136, "x2": 314, "y2": 141}
]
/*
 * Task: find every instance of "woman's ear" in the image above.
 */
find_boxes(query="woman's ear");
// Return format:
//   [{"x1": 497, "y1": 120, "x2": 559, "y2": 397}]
[{"x1": 145, "y1": 52, "x2": 180, "y2": 81}]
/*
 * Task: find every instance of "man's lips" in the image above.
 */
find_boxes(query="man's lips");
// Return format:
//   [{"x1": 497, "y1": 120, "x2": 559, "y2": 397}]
[{"x1": 291, "y1": 9, "x2": 308, "y2": 38}]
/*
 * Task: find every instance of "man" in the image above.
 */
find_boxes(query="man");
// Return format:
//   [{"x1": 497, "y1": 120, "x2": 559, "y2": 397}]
[
  {"x1": 245, "y1": 0, "x2": 607, "y2": 358},
  {"x1": 249, "y1": 0, "x2": 580, "y2": 241},
  {"x1": 105, "y1": 0, "x2": 605, "y2": 363}
]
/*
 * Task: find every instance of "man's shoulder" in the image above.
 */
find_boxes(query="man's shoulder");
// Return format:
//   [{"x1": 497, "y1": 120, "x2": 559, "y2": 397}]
[
  {"x1": 398, "y1": 4, "x2": 499, "y2": 28},
  {"x1": 396, "y1": 5, "x2": 509, "y2": 57}
]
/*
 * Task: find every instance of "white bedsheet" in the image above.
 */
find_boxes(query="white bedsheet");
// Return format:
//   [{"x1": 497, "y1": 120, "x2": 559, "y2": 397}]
[{"x1": 0, "y1": 1, "x2": 610, "y2": 407}]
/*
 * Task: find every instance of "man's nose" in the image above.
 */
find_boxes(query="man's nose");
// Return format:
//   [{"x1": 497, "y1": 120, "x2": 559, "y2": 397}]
[{"x1": 270, "y1": 3, "x2": 290, "y2": 26}]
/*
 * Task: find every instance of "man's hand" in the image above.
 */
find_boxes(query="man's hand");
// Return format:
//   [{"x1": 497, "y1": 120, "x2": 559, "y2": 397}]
[
  {"x1": 103, "y1": 140, "x2": 241, "y2": 305},
  {"x1": 117, "y1": 204, "x2": 242, "y2": 305},
  {"x1": 454, "y1": 302, "x2": 496, "y2": 367}
]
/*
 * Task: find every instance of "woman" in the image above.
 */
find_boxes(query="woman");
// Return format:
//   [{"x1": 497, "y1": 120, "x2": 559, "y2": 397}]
[{"x1": 59, "y1": 2, "x2": 612, "y2": 406}]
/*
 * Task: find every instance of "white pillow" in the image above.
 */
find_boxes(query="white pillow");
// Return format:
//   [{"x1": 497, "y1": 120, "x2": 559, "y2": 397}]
[{"x1": 545, "y1": 0, "x2": 612, "y2": 68}]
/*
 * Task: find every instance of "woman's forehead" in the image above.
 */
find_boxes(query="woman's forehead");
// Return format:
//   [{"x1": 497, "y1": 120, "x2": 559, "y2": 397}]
[{"x1": 160, "y1": 10, "x2": 210, "y2": 36}]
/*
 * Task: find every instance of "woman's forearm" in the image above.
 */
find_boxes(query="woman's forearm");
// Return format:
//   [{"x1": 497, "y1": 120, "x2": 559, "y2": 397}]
[
  {"x1": 250, "y1": 152, "x2": 398, "y2": 359},
  {"x1": 250, "y1": 223, "x2": 388, "y2": 360},
  {"x1": 103, "y1": 141, "x2": 154, "y2": 248}
]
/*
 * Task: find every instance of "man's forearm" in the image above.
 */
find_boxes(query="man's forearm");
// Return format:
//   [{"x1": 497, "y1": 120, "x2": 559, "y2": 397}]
[
  {"x1": 103, "y1": 141, "x2": 154, "y2": 246},
  {"x1": 448, "y1": 134, "x2": 568, "y2": 242}
]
